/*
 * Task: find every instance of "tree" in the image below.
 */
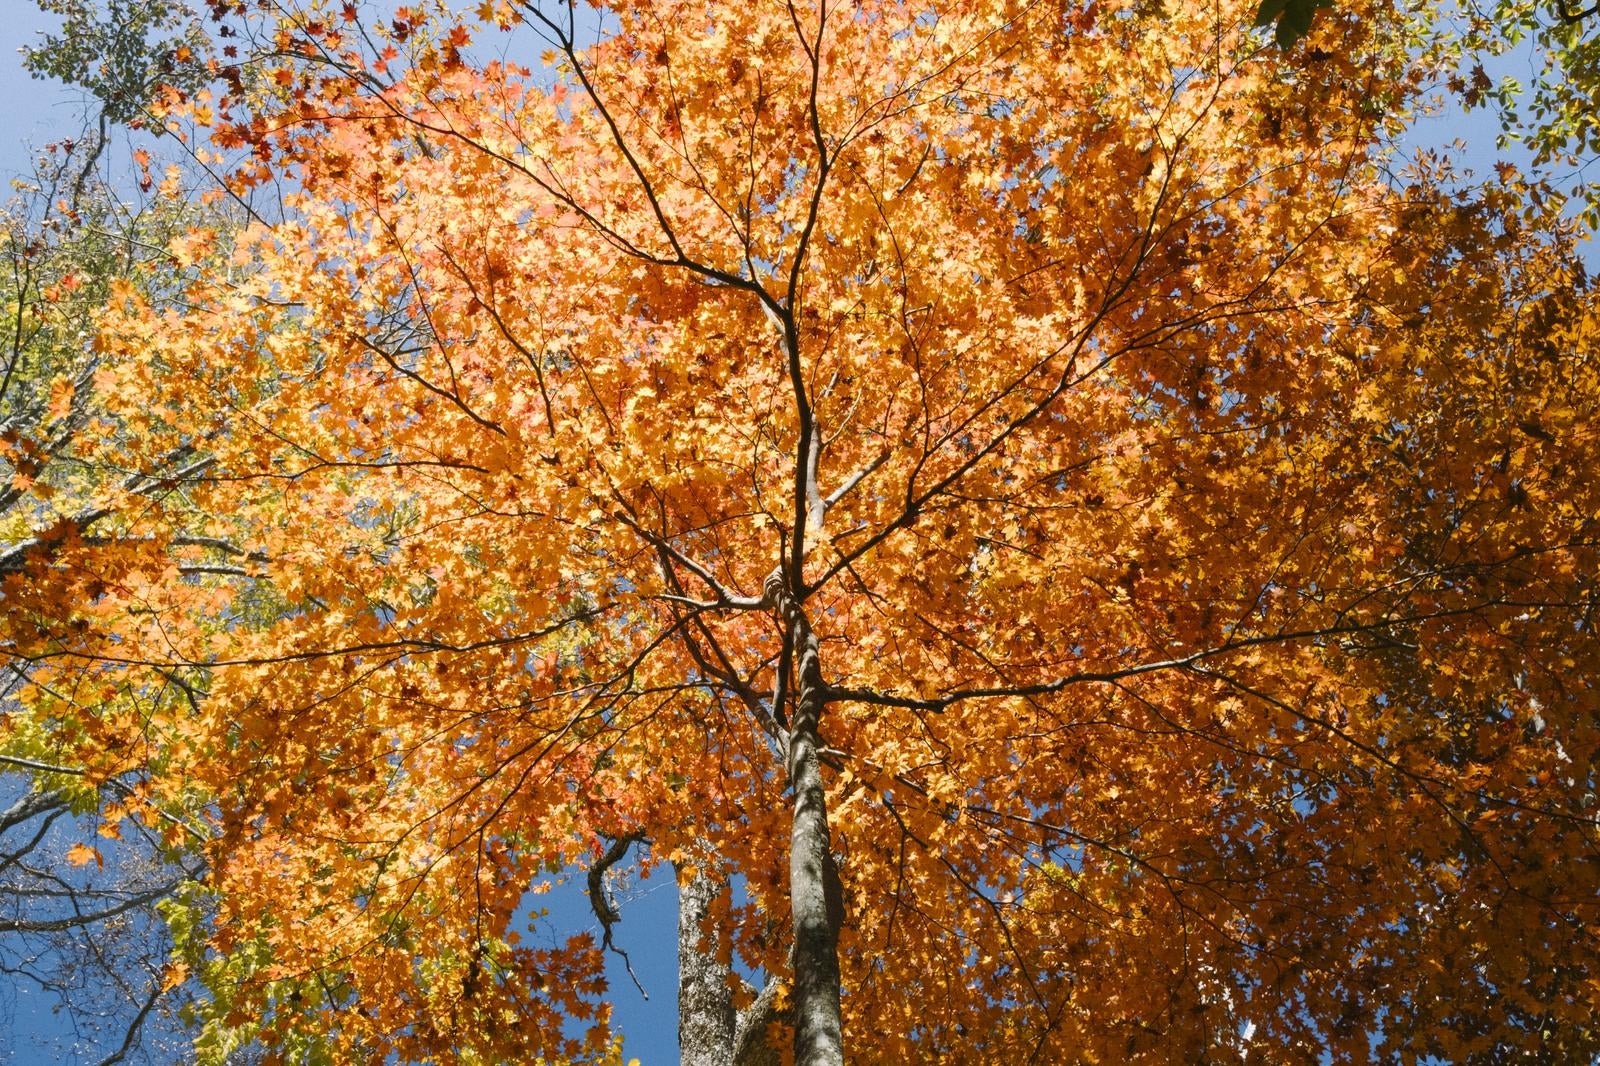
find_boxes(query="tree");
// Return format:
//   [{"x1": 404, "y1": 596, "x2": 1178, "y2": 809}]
[
  {"x1": 20, "y1": 0, "x2": 212, "y2": 205},
  {"x1": 22, "y1": 0, "x2": 210, "y2": 126},
  {"x1": 0, "y1": 130, "x2": 234, "y2": 1064},
  {"x1": 1463, "y1": 0, "x2": 1600, "y2": 223},
  {"x1": 33, "y1": 0, "x2": 1599, "y2": 1061}
]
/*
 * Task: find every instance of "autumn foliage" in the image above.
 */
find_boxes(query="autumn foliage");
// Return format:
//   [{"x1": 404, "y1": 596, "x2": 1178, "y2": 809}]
[{"x1": 7, "y1": 0, "x2": 1600, "y2": 1062}]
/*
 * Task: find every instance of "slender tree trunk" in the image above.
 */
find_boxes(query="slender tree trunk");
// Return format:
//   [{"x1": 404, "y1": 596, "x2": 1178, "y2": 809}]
[
  {"x1": 676, "y1": 859, "x2": 736, "y2": 1066},
  {"x1": 777, "y1": 594, "x2": 845, "y2": 1066}
]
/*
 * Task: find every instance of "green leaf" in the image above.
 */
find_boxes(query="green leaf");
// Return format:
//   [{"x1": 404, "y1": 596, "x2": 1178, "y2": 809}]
[
  {"x1": 1253, "y1": 0, "x2": 1291, "y2": 26},
  {"x1": 1255, "y1": 0, "x2": 1332, "y2": 47}
]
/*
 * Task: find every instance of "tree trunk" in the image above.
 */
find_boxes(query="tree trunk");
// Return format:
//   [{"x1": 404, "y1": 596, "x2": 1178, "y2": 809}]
[
  {"x1": 676, "y1": 859, "x2": 736, "y2": 1066},
  {"x1": 732, "y1": 977, "x2": 787, "y2": 1066},
  {"x1": 779, "y1": 597, "x2": 845, "y2": 1066}
]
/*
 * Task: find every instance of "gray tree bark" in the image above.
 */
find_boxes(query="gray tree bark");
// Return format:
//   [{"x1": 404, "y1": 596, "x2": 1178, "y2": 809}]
[
  {"x1": 732, "y1": 977, "x2": 787, "y2": 1066},
  {"x1": 769, "y1": 577, "x2": 845, "y2": 1066},
  {"x1": 676, "y1": 859, "x2": 736, "y2": 1066},
  {"x1": 675, "y1": 857, "x2": 794, "y2": 1066}
]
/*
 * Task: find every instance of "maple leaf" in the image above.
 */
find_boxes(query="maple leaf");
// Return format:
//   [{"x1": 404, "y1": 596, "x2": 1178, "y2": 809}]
[
  {"x1": 46, "y1": 376, "x2": 76, "y2": 420},
  {"x1": 1254, "y1": 0, "x2": 1332, "y2": 46},
  {"x1": 66, "y1": 842, "x2": 104, "y2": 869}
]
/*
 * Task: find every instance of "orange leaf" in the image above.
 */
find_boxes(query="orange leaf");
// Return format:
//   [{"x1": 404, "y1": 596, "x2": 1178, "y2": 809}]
[{"x1": 66, "y1": 843, "x2": 104, "y2": 869}]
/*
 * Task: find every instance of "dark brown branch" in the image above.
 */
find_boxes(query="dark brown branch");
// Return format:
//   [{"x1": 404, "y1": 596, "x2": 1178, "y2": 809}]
[{"x1": 587, "y1": 831, "x2": 648, "y2": 998}]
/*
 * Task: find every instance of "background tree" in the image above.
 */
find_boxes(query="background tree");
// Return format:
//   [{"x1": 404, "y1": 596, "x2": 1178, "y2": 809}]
[
  {"x1": 35, "y1": 0, "x2": 1600, "y2": 1063},
  {"x1": 1474, "y1": 0, "x2": 1600, "y2": 222},
  {"x1": 20, "y1": 0, "x2": 211, "y2": 204},
  {"x1": 0, "y1": 128, "x2": 236, "y2": 1062}
]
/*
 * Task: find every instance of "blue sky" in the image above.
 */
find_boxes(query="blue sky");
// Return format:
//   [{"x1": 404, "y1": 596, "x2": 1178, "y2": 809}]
[{"x1": 3, "y1": 2, "x2": 80, "y2": 176}]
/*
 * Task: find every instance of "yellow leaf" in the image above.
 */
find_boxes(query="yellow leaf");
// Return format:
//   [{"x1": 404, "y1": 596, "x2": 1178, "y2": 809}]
[
  {"x1": 160, "y1": 961, "x2": 189, "y2": 992},
  {"x1": 66, "y1": 843, "x2": 104, "y2": 869}
]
